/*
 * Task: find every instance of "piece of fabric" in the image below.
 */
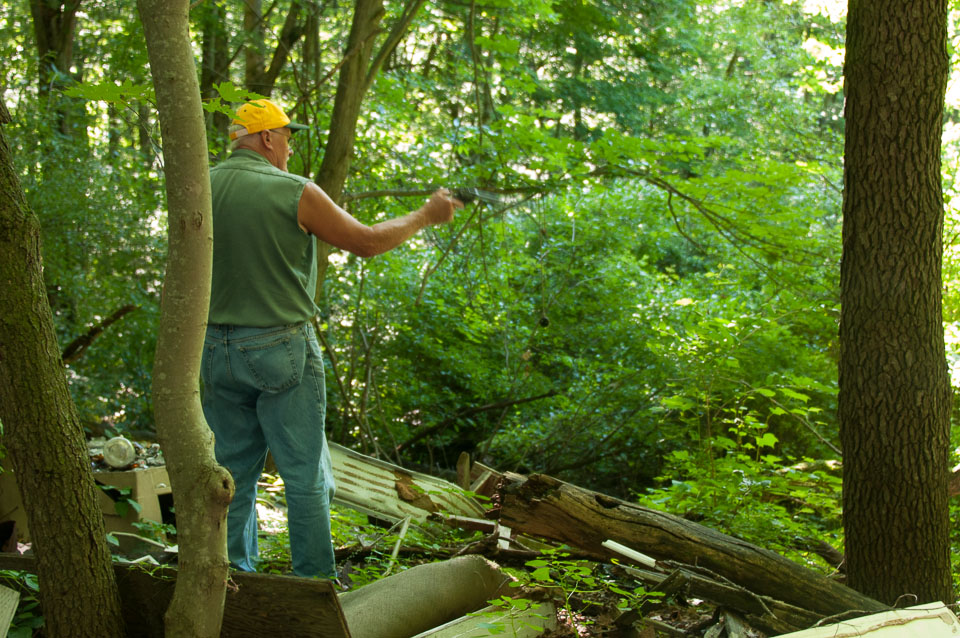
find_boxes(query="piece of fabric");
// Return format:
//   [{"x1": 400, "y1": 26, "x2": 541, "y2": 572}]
[
  {"x1": 201, "y1": 322, "x2": 337, "y2": 579},
  {"x1": 208, "y1": 150, "x2": 318, "y2": 327}
]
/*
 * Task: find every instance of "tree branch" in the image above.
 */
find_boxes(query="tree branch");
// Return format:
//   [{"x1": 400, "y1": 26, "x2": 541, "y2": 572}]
[
  {"x1": 261, "y1": 0, "x2": 304, "y2": 94},
  {"x1": 61, "y1": 304, "x2": 138, "y2": 365},
  {"x1": 362, "y1": 0, "x2": 427, "y2": 95},
  {"x1": 396, "y1": 390, "x2": 559, "y2": 453}
]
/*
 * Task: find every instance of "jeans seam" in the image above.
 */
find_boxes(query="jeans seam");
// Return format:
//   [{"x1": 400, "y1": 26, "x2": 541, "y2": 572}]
[{"x1": 304, "y1": 325, "x2": 326, "y2": 414}]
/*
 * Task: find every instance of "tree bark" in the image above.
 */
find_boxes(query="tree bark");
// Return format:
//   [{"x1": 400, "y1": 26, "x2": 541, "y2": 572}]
[
  {"x1": 0, "y1": 104, "x2": 125, "y2": 637},
  {"x1": 199, "y1": 0, "x2": 231, "y2": 150},
  {"x1": 137, "y1": 1, "x2": 235, "y2": 636},
  {"x1": 242, "y1": 0, "x2": 304, "y2": 97},
  {"x1": 315, "y1": 0, "x2": 385, "y2": 204},
  {"x1": 840, "y1": 0, "x2": 953, "y2": 605},
  {"x1": 313, "y1": 0, "x2": 426, "y2": 290},
  {"x1": 29, "y1": 0, "x2": 81, "y2": 94},
  {"x1": 493, "y1": 473, "x2": 886, "y2": 620},
  {"x1": 243, "y1": 0, "x2": 267, "y2": 93}
]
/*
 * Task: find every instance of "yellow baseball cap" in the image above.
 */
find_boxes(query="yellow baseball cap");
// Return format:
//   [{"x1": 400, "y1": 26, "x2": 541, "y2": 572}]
[{"x1": 229, "y1": 99, "x2": 309, "y2": 140}]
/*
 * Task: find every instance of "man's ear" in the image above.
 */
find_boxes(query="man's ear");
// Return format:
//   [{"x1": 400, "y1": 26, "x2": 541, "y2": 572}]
[{"x1": 260, "y1": 130, "x2": 273, "y2": 148}]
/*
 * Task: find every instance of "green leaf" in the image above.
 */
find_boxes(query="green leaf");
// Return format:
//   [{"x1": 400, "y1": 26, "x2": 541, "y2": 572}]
[
  {"x1": 530, "y1": 567, "x2": 552, "y2": 581},
  {"x1": 214, "y1": 81, "x2": 266, "y2": 103},
  {"x1": 755, "y1": 432, "x2": 779, "y2": 448},
  {"x1": 780, "y1": 388, "x2": 810, "y2": 402},
  {"x1": 662, "y1": 395, "x2": 695, "y2": 411}
]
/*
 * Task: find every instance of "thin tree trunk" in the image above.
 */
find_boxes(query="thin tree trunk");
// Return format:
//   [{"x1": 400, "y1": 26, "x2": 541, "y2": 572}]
[
  {"x1": 137, "y1": 2, "x2": 235, "y2": 636},
  {"x1": 243, "y1": 0, "x2": 267, "y2": 93},
  {"x1": 840, "y1": 0, "x2": 953, "y2": 605},
  {"x1": 313, "y1": 0, "x2": 426, "y2": 290},
  {"x1": 199, "y1": 1, "x2": 231, "y2": 151},
  {"x1": 29, "y1": 0, "x2": 81, "y2": 95},
  {"x1": 0, "y1": 103, "x2": 125, "y2": 638},
  {"x1": 315, "y1": 0, "x2": 385, "y2": 203}
]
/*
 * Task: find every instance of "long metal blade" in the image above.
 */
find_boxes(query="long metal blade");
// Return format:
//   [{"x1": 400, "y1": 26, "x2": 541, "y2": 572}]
[{"x1": 452, "y1": 187, "x2": 502, "y2": 205}]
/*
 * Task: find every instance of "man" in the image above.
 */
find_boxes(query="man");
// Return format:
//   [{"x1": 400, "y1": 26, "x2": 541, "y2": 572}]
[{"x1": 201, "y1": 99, "x2": 460, "y2": 579}]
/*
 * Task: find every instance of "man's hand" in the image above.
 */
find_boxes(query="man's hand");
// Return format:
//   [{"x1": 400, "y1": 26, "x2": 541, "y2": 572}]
[{"x1": 420, "y1": 188, "x2": 463, "y2": 225}]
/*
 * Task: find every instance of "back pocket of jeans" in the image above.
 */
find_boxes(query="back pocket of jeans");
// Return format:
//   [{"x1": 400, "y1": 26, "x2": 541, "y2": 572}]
[{"x1": 237, "y1": 334, "x2": 305, "y2": 392}]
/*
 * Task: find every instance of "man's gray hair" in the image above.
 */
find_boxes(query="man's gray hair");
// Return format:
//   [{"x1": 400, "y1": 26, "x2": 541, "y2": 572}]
[{"x1": 230, "y1": 133, "x2": 257, "y2": 151}]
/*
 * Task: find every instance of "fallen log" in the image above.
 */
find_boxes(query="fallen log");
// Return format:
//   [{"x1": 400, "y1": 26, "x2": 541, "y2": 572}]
[{"x1": 493, "y1": 473, "x2": 886, "y2": 623}]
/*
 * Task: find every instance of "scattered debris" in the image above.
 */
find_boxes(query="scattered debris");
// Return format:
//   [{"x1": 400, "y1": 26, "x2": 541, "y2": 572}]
[
  {"x1": 778, "y1": 602, "x2": 960, "y2": 638},
  {"x1": 87, "y1": 437, "x2": 165, "y2": 471}
]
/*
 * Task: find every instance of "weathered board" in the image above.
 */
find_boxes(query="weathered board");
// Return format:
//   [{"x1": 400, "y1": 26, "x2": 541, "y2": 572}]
[
  {"x1": 330, "y1": 443, "x2": 484, "y2": 522},
  {"x1": 0, "y1": 553, "x2": 350, "y2": 638}
]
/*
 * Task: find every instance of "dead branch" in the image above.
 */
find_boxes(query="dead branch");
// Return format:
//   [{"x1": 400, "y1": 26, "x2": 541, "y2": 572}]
[{"x1": 61, "y1": 304, "x2": 138, "y2": 365}]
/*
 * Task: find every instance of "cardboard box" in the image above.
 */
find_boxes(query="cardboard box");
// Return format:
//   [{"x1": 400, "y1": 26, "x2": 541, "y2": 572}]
[{"x1": 0, "y1": 466, "x2": 172, "y2": 542}]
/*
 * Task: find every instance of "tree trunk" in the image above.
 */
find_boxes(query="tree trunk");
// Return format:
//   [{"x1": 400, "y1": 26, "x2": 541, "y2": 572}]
[
  {"x1": 29, "y1": 0, "x2": 84, "y2": 137},
  {"x1": 313, "y1": 0, "x2": 426, "y2": 290},
  {"x1": 0, "y1": 104, "x2": 125, "y2": 637},
  {"x1": 839, "y1": 0, "x2": 953, "y2": 605},
  {"x1": 199, "y1": 0, "x2": 231, "y2": 152},
  {"x1": 493, "y1": 473, "x2": 886, "y2": 620},
  {"x1": 137, "y1": 2, "x2": 235, "y2": 636},
  {"x1": 243, "y1": 0, "x2": 267, "y2": 94},
  {"x1": 29, "y1": 0, "x2": 81, "y2": 94},
  {"x1": 315, "y1": 0, "x2": 385, "y2": 204},
  {"x1": 241, "y1": 0, "x2": 303, "y2": 97}
]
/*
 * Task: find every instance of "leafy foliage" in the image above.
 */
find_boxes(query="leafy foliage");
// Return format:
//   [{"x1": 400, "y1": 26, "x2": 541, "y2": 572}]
[{"x1": 8, "y1": 0, "x2": 960, "y2": 602}]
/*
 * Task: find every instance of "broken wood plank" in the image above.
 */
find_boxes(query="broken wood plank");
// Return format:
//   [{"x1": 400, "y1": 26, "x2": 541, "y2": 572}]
[
  {"x1": 330, "y1": 442, "x2": 484, "y2": 522},
  {"x1": 0, "y1": 553, "x2": 349, "y2": 638},
  {"x1": 493, "y1": 473, "x2": 886, "y2": 621}
]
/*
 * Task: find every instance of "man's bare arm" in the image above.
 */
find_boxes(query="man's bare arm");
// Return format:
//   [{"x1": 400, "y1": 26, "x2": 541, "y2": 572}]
[{"x1": 297, "y1": 183, "x2": 459, "y2": 257}]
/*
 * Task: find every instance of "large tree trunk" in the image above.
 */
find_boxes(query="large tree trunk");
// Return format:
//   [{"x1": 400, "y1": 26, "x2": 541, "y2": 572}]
[
  {"x1": 839, "y1": 0, "x2": 953, "y2": 604},
  {"x1": 0, "y1": 104, "x2": 125, "y2": 637},
  {"x1": 137, "y1": 1, "x2": 235, "y2": 636}
]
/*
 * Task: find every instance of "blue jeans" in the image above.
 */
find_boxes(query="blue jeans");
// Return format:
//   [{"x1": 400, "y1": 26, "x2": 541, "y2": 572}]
[{"x1": 201, "y1": 322, "x2": 336, "y2": 578}]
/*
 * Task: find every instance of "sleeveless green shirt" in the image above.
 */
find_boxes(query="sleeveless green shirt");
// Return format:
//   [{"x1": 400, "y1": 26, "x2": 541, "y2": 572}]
[{"x1": 208, "y1": 149, "x2": 318, "y2": 327}]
